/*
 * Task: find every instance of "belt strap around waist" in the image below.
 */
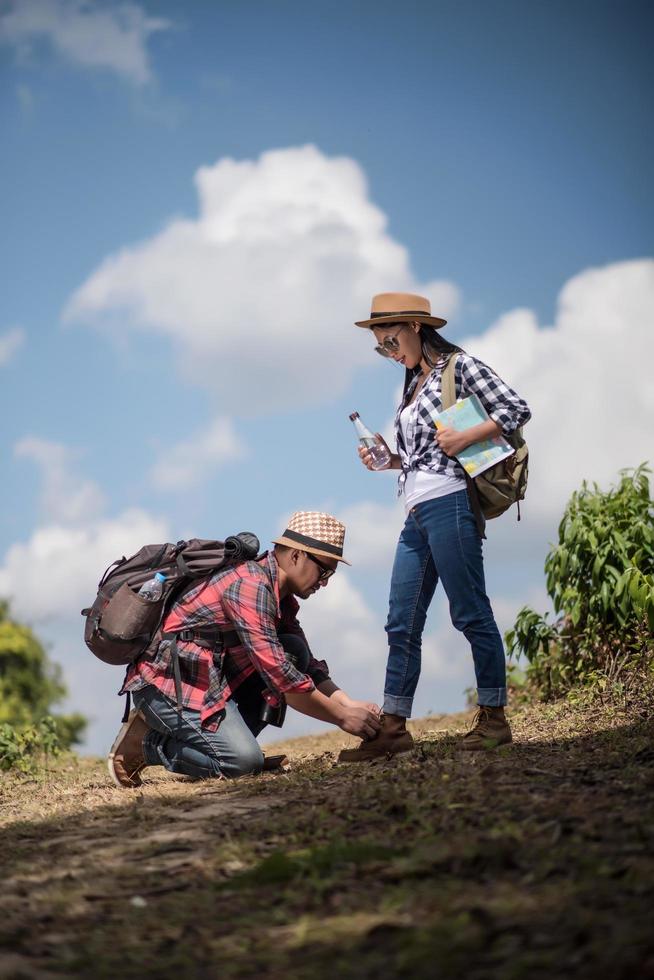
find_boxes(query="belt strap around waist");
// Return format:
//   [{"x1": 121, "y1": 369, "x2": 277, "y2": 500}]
[
  {"x1": 164, "y1": 626, "x2": 240, "y2": 712},
  {"x1": 177, "y1": 627, "x2": 241, "y2": 649}
]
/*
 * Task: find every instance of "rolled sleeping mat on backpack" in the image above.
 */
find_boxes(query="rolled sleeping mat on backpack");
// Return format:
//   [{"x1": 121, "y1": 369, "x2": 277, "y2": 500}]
[{"x1": 224, "y1": 532, "x2": 260, "y2": 562}]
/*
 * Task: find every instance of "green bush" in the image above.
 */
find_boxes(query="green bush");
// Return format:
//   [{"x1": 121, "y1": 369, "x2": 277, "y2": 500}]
[
  {"x1": 0, "y1": 600, "x2": 86, "y2": 769},
  {"x1": 0, "y1": 716, "x2": 63, "y2": 773},
  {"x1": 506, "y1": 465, "x2": 654, "y2": 699}
]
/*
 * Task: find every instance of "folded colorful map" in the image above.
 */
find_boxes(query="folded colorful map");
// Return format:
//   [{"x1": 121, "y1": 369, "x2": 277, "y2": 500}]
[{"x1": 430, "y1": 395, "x2": 514, "y2": 477}]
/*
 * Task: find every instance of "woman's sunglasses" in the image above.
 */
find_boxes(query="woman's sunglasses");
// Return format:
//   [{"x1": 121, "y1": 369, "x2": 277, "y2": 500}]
[
  {"x1": 374, "y1": 324, "x2": 406, "y2": 358},
  {"x1": 307, "y1": 553, "x2": 336, "y2": 583}
]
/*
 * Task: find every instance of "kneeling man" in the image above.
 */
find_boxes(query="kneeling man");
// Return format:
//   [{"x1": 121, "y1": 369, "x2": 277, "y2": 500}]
[{"x1": 109, "y1": 512, "x2": 380, "y2": 787}]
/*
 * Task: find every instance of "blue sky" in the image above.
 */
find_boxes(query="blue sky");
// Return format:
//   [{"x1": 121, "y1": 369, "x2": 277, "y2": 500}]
[{"x1": 1, "y1": 0, "x2": 652, "y2": 754}]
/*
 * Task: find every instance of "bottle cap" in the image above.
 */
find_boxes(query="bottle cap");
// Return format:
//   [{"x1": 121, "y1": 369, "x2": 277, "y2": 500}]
[{"x1": 154, "y1": 572, "x2": 166, "y2": 582}]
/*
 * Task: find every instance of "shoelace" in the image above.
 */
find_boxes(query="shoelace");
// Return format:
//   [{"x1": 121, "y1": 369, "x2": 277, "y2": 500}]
[{"x1": 467, "y1": 706, "x2": 493, "y2": 733}]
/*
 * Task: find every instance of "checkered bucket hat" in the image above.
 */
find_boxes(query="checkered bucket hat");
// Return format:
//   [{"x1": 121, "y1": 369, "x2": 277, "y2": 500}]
[{"x1": 273, "y1": 511, "x2": 351, "y2": 565}]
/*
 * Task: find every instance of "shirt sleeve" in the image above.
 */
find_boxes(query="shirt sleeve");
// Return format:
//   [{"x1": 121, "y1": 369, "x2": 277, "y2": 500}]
[
  {"x1": 458, "y1": 354, "x2": 531, "y2": 436},
  {"x1": 221, "y1": 575, "x2": 315, "y2": 696}
]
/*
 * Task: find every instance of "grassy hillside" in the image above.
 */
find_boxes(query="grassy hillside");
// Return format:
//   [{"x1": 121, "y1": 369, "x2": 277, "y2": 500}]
[{"x1": 1, "y1": 692, "x2": 653, "y2": 979}]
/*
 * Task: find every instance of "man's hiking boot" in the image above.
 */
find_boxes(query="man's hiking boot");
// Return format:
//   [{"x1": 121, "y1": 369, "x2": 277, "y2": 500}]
[
  {"x1": 108, "y1": 709, "x2": 150, "y2": 788},
  {"x1": 338, "y1": 713, "x2": 414, "y2": 763},
  {"x1": 460, "y1": 706, "x2": 512, "y2": 751},
  {"x1": 262, "y1": 754, "x2": 289, "y2": 772}
]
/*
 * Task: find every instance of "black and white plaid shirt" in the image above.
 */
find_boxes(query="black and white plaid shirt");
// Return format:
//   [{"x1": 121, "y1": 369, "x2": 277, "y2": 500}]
[{"x1": 395, "y1": 353, "x2": 531, "y2": 494}]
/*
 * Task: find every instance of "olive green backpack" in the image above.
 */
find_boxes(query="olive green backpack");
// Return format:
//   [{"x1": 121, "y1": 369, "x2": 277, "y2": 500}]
[{"x1": 441, "y1": 355, "x2": 529, "y2": 523}]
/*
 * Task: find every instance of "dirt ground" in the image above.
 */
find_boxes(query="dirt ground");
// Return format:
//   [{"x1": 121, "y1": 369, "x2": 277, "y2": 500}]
[{"x1": 1, "y1": 693, "x2": 653, "y2": 979}]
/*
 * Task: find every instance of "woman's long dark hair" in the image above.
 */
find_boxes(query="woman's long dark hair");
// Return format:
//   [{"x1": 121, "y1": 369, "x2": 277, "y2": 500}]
[{"x1": 402, "y1": 325, "x2": 465, "y2": 398}]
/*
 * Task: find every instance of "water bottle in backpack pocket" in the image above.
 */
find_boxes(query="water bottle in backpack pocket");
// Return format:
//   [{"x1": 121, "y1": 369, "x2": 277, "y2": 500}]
[
  {"x1": 102, "y1": 573, "x2": 166, "y2": 636},
  {"x1": 138, "y1": 572, "x2": 166, "y2": 601},
  {"x1": 86, "y1": 578, "x2": 168, "y2": 666}
]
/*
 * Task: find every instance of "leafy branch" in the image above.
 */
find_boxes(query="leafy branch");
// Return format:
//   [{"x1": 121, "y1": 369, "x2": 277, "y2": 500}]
[{"x1": 506, "y1": 464, "x2": 654, "y2": 699}]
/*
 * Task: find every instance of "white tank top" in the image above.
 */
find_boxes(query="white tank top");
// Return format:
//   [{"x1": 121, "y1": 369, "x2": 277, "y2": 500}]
[{"x1": 399, "y1": 404, "x2": 466, "y2": 514}]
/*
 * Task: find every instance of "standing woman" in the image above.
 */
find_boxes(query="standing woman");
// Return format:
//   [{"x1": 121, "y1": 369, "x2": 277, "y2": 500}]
[{"x1": 339, "y1": 293, "x2": 531, "y2": 761}]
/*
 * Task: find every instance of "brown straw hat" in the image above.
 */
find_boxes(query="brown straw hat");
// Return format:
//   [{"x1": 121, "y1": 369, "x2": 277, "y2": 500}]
[
  {"x1": 273, "y1": 511, "x2": 351, "y2": 565},
  {"x1": 355, "y1": 292, "x2": 447, "y2": 329}
]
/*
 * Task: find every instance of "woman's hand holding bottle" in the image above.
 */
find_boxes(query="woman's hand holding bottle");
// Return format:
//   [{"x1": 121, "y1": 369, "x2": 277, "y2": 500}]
[
  {"x1": 358, "y1": 435, "x2": 394, "y2": 471},
  {"x1": 350, "y1": 412, "x2": 395, "y2": 470}
]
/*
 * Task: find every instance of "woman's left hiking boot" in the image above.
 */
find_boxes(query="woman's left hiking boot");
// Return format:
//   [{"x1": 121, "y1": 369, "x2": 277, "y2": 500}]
[
  {"x1": 108, "y1": 709, "x2": 150, "y2": 788},
  {"x1": 338, "y1": 713, "x2": 414, "y2": 763},
  {"x1": 460, "y1": 705, "x2": 512, "y2": 751}
]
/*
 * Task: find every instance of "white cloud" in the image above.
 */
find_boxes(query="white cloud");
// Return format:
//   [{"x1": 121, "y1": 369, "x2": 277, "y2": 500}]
[
  {"x1": 64, "y1": 144, "x2": 461, "y2": 413},
  {"x1": 1, "y1": 429, "x2": 173, "y2": 750},
  {"x1": 461, "y1": 258, "x2": 654, "y2": 522},
  {"x1": 5, "y1": 435, "x2": 169, "y2": 620},
  {"x1": 150, "y1": 415, "x2": 247, "y2": 491},
  {"x1": 4, "y1": 435, "x2": 170, "y2": 623},
  {"x1": 339, "y1": 499, "x2": 404, "y2": 569},
  {"x1": 0, "y1": 508, "x2": 169, "y2": 624},
  {"x1": 0, "y1": 504, "x2": 170, "y2": 754},
  {"x1": 15, "y1": 436, "x2": 106, "y2": 525},
  {"x1": 0, "y1": 0, "x2": 170, "y2": 85},
  {"x1": 300, "y1": 571, "x2": 379, "y2": 661},
  {"x1": 420, "y1": 617, "x2": 477, "y2": 688},
  {"x1": 0, "y1": 326, "x2": 25, "y2": 366}
]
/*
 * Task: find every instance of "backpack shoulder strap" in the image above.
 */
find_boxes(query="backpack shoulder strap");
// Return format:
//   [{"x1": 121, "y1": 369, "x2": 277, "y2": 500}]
[
  {"x1": 440, "y1": 353, "x2": 459, "y2": 409},
  {"x1": 439, "y1": 354, "x2": 487, "y2": 539}
]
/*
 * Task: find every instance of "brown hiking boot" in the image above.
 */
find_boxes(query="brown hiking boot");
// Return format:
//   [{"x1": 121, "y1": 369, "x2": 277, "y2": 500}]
[
  {"x1": 338, "y1": 713, "x2": 414, "y2": 763},
  {"x1": 108, "y1": 709, "x2": 150, "y2": 788},
  {"x1": 460, "y1": 706, "x2": 512, "y2": 751}
]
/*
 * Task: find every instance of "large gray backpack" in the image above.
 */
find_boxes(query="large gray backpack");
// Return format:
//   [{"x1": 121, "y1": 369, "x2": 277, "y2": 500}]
[{"x1": 441, "y1": 355, "x2": 529, "y2": 522}]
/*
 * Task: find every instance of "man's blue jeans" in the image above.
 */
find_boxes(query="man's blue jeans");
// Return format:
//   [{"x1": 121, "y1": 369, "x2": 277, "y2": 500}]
[
  {"x1": 133, "y1": 633, "x2": 309, "y2": 780},
  {"x1": 383, "y1": 489, "x2": 507, "y2": 717}
]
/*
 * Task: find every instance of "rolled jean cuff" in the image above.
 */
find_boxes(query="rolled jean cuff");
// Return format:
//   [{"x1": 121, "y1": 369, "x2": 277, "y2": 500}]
[
  {"x1": 382, "y1": 694, "x2": 413, "y2": 718},
  {"x1": 477, "y1": 687, "x2": 507, "y2": 707}
]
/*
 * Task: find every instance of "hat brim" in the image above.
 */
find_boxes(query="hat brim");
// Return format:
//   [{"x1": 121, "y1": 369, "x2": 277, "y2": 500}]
[
  {"x1": 355, "y1": 313, "x2": 447, "y2": 329},
  {"x1": 272, "y1": 535, "x2": 351, "y2": 566}
]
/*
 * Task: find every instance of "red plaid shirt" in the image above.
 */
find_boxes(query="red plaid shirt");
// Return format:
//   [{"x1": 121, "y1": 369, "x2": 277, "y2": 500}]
[{"x1": 121, "y1": 552, "x2": 330, "y2": 730}]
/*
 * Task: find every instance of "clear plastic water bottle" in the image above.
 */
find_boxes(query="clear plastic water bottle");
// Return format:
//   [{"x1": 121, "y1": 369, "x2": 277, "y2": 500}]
[
  {"x1": 349, "y1": 412, "x2": 392, "y2": 470},
  {"x1": 138, "y1": 572, "x2": 166, "y2": 601}
]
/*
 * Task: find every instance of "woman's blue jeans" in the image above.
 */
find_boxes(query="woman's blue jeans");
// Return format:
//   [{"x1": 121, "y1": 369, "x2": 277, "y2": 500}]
[
  {"x1": 383, "y1": 489, "x2": 507, "y2": 716},
  {"x1": 133, "y1": 633, "x2": 309, "y2": 780}
]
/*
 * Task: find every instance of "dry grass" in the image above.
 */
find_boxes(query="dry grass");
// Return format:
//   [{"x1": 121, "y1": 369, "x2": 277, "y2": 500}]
[{"x1": 1, "y1": 691, "x2": 653, "y2": 978}]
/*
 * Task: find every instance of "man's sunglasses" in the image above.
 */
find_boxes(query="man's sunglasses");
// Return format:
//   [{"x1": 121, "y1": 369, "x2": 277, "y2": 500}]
[
  {"x1": 374, "y1": 324, "x2": 405, "y2": 358},
  {"x1": 307, "y1": 553, "x2": 336, "y2": 582}
]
